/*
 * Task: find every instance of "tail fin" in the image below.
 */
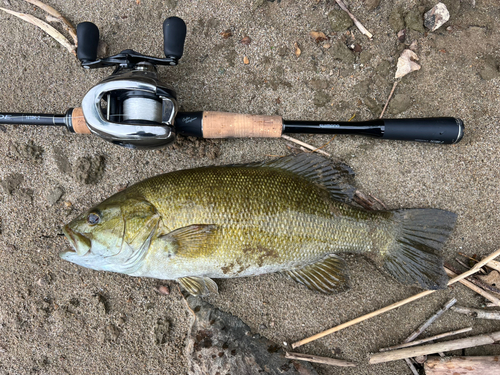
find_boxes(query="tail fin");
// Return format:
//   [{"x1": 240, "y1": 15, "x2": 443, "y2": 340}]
[{"x1": 383, "y1": 209, "x2": 457, "y2": 290}]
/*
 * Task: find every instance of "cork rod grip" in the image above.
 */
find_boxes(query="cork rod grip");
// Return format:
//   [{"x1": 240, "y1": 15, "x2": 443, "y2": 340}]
[
  {"x1": 71, "y1": 107, "x2": 91, "y2": 134},
  {"x1": 202, "y1": 111, "x2": 283, "y2": 138}
]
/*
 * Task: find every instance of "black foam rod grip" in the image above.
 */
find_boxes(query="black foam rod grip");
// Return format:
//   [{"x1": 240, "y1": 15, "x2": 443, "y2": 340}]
[
  {"x1": 77, "y1": 22, "x2": 99, "y2": 63},
  {"x1": 382, "y1": 117, "x2": 464, "y2": 144},
  {"x1": 163, "y1": 17, "x2": 187, "y2": 60}
]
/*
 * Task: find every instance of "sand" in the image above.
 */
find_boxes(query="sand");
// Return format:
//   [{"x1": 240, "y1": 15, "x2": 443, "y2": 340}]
[{"x1": 1, "y1": 0, "x2": 500, "y2": 374}]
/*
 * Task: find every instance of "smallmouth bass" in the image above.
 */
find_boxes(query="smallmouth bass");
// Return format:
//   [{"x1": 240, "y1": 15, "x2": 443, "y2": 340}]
[{"x1": 61, "y1": 154, "x2": 457, "y2": 296}]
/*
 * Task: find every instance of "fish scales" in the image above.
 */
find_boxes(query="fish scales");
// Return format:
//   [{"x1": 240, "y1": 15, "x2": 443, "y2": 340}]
[
  {"x1": 131, "y1": 166, "x2": 380, "y2": 273},
  {"x1": 61, "y1": 154, "x2": 457, "y2": 295}
]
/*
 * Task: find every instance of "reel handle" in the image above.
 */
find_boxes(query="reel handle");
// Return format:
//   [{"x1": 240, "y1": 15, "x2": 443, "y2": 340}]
[
  {"x1": 163, "y1": 17, "x2": 187, "y2": 60},
  {"x1": 76, "y1": 22, "x2": 100, "y2": 63}
]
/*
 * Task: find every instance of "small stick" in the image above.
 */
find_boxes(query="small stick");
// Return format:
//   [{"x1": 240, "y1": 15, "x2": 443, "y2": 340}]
[
  {"x1": 291, "y1": 248, "x2": 500, "y2": 349},
  {"x1": 455, "y1": 257, "x2": 486, "y2": 274},
  {"x1": 379, "y1": 327, "x2": 473, "y2": 351},
  {"x1": 285, "y1": 352, "x2": 356, "y2": 367},
  {"x1": 0, "y1": 7, "x2": 75, "y2": 55},
  {"x1": 398, "y1": 298, "x2": 456, "y2": 372},
  {"x1": 444, "y1": 267, "x2": 500, "y2": 306},
  {"x1": 24, "y1": 0, "x2": 77, "y2": 45},
  {"x1": 473, "y1": 276, "x2": 500, "y2": 294},
  {"x1": 451, "y1": 305, "x2": 500, "y2": 320},
  {"x1": 446, "y1": 263, "x2": 499, "y2": 293},
  {"x1": 369, "y1": 331, "x2": 500, "y2": 364},
  {"x1": 455, "y1": 258, "x2": 473, "y2": 270},
  {"x1": 458, "y1": 253, "x2": 500, "y2": 273},
  {"x1": 334, "y1": 0, "x2": 373, "y2": 39},
  {"x1": 281, "y1": 135, "x2": 331, "y2": 157},
  {"x1": 405, "y1": 298, "x2": 457, "y2": 343},
  {"x1": 368, "y1": 193, "x2": 388, "y2": 210},
  {"x1": 404, "y1": 358, "x2": 419, "y2": 375},
  {"x1": 379, "y1": 81, "x2": 398, "y2": 119}
]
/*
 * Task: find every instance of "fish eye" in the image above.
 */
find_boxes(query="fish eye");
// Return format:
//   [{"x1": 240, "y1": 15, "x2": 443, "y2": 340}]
[{"x1": 87, "y1": 212, "x2": 101, "y2": 225}]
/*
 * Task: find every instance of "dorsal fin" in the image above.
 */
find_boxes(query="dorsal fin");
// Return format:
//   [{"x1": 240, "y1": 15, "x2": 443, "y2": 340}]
[
  {"x1": 282, "y1": 254, "x2": 349, "y2": 293},
  {"x1": 247, "y1": 154, "x2": 356, "y2": 202}
]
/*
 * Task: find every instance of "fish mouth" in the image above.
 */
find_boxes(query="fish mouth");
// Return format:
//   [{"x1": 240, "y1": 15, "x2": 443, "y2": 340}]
[{"x1": 61, "y1": 225, "x2": 91, "y2": 257}]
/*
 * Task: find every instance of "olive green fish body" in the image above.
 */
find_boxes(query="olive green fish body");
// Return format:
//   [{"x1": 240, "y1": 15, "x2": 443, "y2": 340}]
[
  {"x1": 129, "y1": 165, "x2": 387, "y2": 277},
  {"x1": 62, "y1": 155, "x2": 457, "y2": 295}
]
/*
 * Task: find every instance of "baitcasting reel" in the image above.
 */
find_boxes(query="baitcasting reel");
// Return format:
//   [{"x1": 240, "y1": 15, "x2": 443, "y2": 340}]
[
  {"x1": 75, "y1": 16, "x2": 186, "y2": 148},
  {"x1": 0, "y1": 17, "x2": 464, "y2": 148}
]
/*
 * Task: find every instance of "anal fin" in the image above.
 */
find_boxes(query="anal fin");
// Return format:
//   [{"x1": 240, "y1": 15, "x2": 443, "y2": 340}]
[
  {"x1": 282, "y1": 254, "x2": 349, "y2": 294},
  {"x1": 178, "y1": 276, "x2": 219, "y2": 296}
]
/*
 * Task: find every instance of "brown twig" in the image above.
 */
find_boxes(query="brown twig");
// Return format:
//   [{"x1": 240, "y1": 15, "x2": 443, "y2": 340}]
[
  {"x1": 291, "y1": 248, "x2": 500, "y2": 349},
  {"x1": 444, "y1": 267, "x2": 500, "y2": 306},
  {"x1": 334, "y1": 0, "x2": 373, "y2": 39},
  {"x1": 473, "y1": 276, "x2": 500, "y2": 295},
  {"x1": 379, "y1": 81, "x2": 398, "y2": 119},
  {"x1": 0, "y1": 7, "x2": 75, "y2": 55},
  {"x1": 281, "y1": 135, "x2": 331, "y2": 157},
  {"x1": 24, "y1": 0, "x2": 77, "y2": 45},
  {"x1": 368, "y1": 193, "x2": 388, "y2": 210},
  {"x1": 369, "y1": 331, "x2": 500, "y2": 364},
  {"x1": 458, "y1": 253, "x2": 500, "y2": 273},
  {"x1": 455, "y1": 257, "x2": 474, "y2": 270},
  {"x1": 285, "y1": 352, "x2": 356, "y2": 367},
  {"x1": 379, "y1": 327, "x2": 473, "y2": 352}
]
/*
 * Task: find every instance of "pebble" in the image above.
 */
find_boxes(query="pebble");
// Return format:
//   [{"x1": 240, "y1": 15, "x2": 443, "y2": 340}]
[
  {"x1": 424, "y1": 3, "x2": 450, "y2": 32},
  {"x1": 389, "y1": 7, "x2": 405, "y2": 33},
  {"x1": 365, "y1": 0, "x2": 380, "y2": 11},
  {"x1": 405, "y1": 8, "x2": 425, "y2": 33},
  {"x1": 330, "y1": 41, "x2": 355, "y2": 64},
  {"x1": 328, "y1": 9, "x2": 353, "y2": 32},
  {"x1": 479, "y1": 56, "x2": 500, "y2": 80},
  {"x1": 240, "y1": 36, "x2": 252, "y2": 45},
  {"x1": 47, "y1": 187, "x2": 64, "y2": 206},
  {"x1": 157, "y1": 285, "x2": 170, "y2": 295}
]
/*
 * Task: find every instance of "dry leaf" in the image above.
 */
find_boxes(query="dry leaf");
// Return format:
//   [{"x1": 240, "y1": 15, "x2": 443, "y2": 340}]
[
  {"x1": 310, "y1": 31, "x2": 328, "y2": 43},
  {"x1": 395, "y1": 49, "x2": 420, "y2": 79},
  {"x1": 0, "y1": 7, "x2": 75, "y2": 55},
  {"x1": 136, "y1": 0, "x2": 140, "y2": 4},
  {"x1": 240, "y1": 36, "x2": 251, "y2": 45},
  {"x1": 294, "y1": 42, "x2": 301, "y2": 57},
  {"x1": 221, "y1": 29, "x2": 233, "y2": 39},
  {"x1": 478, "y1": 271, "x2": 500, "y2": 288},
  {"x1": 243, "y1": 56, "x2": 249, "y2": 64}
]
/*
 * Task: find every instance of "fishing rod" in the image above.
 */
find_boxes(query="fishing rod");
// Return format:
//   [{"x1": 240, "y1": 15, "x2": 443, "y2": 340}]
[{"x1": 0, "y1": 17, "x2": 464, "y2": 149}]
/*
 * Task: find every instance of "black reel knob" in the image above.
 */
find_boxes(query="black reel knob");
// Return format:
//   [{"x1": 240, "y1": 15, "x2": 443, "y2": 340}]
[
  {"x1": 76, "y1": 22, "x2": 99, "y2": 64},
  {"x1": 163, "y1": 16, "x2": 187, "y2": 61}
]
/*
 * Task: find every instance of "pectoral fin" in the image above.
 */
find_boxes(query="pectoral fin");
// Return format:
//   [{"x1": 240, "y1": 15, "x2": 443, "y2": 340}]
[
  {"x1": 282, "y1": 254, "x2": 349, "y2": 293},
  {"x1": 178, "y1": 276, "x2": 219, "y2": 296},
  {"x1": 158, "y1": 224, "x2": 218, "y2": 258}
]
